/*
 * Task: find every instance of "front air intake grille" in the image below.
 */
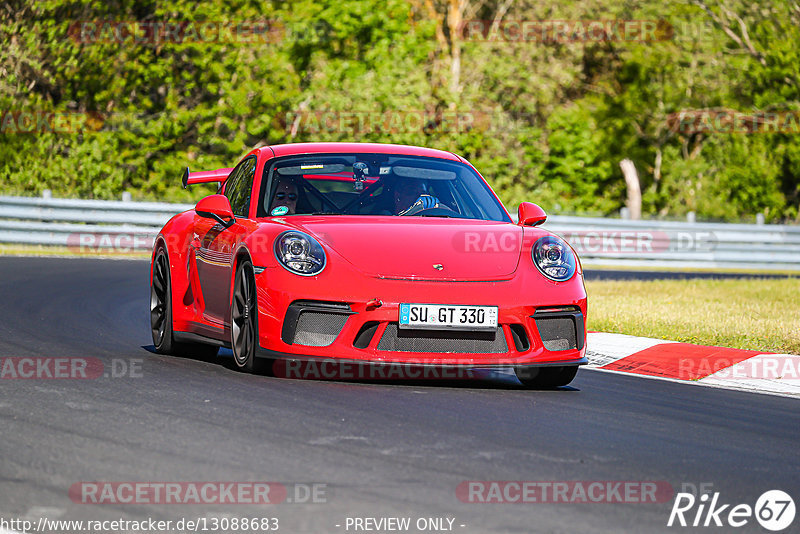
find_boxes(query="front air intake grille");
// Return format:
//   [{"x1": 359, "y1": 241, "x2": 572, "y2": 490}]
[
  {"x1": 377, "y1": 323, "x2": 508, "y2": 353},
  {"x1": 282, "y1": 300, "x2": 354, "y2": 346},
  {"x1": 534, "y1": 315, "x2": 578, "y2": 351},
  {"x1": 294, "y1": 311, "x2": 349, "y2": 347}
]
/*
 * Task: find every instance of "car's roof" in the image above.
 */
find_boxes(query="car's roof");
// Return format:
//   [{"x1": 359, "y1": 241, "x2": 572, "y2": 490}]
[{"x1": 267, "y1": 142, "x2": 463, "y2": 162}]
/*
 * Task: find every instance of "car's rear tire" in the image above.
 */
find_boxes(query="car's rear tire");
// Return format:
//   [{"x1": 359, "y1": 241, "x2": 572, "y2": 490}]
[
  {"x1": 515, "y1": 365, "x2": 579, "y2": 389},
  {"x1": 231, "y1": 259, "x2": 269, "y2": 374},
  {"x1": 151, "y1": 248, "x2": 219, "y2": 359}
]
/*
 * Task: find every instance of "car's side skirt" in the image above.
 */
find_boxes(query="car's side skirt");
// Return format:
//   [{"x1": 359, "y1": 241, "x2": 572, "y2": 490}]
[{"x1": 174, "y1": 330, "x2": 231, "y2": 349}]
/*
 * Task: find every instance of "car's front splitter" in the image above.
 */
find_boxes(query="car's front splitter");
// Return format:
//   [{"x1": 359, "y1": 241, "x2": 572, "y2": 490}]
[{"x1": 256, "y1": 346, "x2": 587, "y2": 381}]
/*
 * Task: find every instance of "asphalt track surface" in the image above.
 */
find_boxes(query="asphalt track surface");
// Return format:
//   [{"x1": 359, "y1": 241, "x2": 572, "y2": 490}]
[{"x1": 0, "y1": 257, "x2": 798, "y2": 534}]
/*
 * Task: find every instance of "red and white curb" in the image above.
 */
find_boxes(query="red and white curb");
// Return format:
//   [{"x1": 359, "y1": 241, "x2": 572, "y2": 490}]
[{"x1": 586, "y1": 332, "x2": 800, "y2": 398}]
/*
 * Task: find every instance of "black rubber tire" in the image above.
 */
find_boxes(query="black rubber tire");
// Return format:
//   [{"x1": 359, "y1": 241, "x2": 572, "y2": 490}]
[
  {"x1": 151, "y1": 248, "x2": 219, "y2": 359},
  {"x1": 231, "y1": 259, "x2": 268, "y2": 373},
  {"x1": 151, "y1": 249, "x2": 177, "y2": 354},
  {"x1": 515, "y1": 366, "x2": 579, "y2": 389}
]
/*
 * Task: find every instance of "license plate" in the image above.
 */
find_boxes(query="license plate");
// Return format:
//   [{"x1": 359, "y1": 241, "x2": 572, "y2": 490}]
[{"x1": 399, "y1": 304, "x2": 498, "y2": 331}]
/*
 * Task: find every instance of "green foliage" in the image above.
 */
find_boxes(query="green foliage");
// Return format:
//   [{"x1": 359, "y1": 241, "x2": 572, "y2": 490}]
[
  {"x1": 537, "y1": 104, "x2": 617, "y2": 214},
  {"x1": 0, "y1": 0, "x2": 798, "y2": 223}
]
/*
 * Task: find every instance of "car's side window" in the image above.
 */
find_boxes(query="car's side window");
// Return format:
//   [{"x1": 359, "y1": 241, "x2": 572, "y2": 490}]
[
  {"x1": 225, "y1": 156, "x2": 256, "y2": 218},
  {"x1": 223, "y1": 164, "x2": 242, "y2": 199}
]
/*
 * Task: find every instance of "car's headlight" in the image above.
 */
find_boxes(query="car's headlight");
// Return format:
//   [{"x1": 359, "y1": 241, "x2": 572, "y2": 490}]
[
  {"x1": 532, "y1": 235, "x2": 577, "y2": 281},
  {"x1": 274, "y1": 231, "x2": 326, "y2": 276}
]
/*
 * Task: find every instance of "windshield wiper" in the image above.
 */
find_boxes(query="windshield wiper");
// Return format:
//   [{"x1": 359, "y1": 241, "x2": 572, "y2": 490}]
[{"x1": 310, "y1": 211, "x2": 344, "y2": 215}]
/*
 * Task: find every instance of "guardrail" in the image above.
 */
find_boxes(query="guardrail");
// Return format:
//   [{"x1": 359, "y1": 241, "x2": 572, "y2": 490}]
[
  {"x1": 1, "y1": 194, "x2": 798, "y2": 271},
  {"x1": 543, "y1": 215, "x2": 800, "y2": 271},
  {"x1": 0, "y1": 195, "x2": 192, "y2": 252}
]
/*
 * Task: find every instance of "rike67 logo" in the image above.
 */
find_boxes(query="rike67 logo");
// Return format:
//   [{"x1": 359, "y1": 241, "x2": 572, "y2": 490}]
[{"x1": 668, "y1": 488, "x2": 795, "y2": 531}]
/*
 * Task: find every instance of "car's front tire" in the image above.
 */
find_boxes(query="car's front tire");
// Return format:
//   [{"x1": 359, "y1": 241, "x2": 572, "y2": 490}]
[
  {"x1": 151, "y1": 249, "x2": 178, "y2": 354},
  {"x1": 515, "y1": 365, "x2": 579, "y2": 389},
  {"x1": 151, "y1": 248, "x2": 219, "y2": 359},
  {"x1": 231, "y1": 259, "x2": 267, "y2": 373}
]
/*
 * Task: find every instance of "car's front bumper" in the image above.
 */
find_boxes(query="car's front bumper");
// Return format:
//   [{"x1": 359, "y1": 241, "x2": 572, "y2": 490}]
[{"x1": 253, "y1": 265, "x2": 587, "y2": 367}]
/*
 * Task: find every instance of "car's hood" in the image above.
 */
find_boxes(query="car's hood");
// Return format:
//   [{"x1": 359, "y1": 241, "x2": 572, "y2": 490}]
[{"x1": 280, "y1": 216, "x2": 523, "y2": 281}]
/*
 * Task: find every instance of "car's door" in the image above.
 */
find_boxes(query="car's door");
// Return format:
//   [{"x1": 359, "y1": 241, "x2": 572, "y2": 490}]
[{"x1": 192, "y1": 155, "x2": 257, "y2": 328}]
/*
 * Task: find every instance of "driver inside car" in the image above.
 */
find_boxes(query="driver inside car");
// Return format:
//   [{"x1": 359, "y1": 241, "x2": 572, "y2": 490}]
[
  {"x1": 392, "y1": 178, "x2": 440, "y2": 215},
  {"x1": 268, "y1": 178, "x2": 299, "y2": 215}
]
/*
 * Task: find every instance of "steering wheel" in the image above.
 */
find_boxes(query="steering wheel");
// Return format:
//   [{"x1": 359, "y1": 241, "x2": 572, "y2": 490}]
[{"x1": 400, "y1": 204, "x2": 460, "y2": 217}]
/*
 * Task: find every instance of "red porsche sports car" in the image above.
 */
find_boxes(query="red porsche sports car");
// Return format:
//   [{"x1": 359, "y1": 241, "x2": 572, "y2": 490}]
[{"x1": 150, "y1": 142, "x2": 587, "y2": 387}]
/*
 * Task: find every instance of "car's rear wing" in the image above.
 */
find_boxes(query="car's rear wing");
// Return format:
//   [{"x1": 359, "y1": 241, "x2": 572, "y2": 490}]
[{"x1": 181, "y1": 167, "x2": 233, "y2": 189}]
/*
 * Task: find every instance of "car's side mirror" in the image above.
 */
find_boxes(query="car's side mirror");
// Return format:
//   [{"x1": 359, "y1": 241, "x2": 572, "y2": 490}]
[
  {"x1": 196, "y1": 195, "x2": 235, "y2": 228},
  {"x1": 517, "y1": 202, "x2": 547, "y2": 227}
]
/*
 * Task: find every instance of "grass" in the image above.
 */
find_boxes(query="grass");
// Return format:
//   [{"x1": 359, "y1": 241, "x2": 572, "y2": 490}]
[
  {"x1": 586, "y1": 278, "x2": 800, "y2": 354},
  {"x1": 583, "y1": 263, "x2": 800, "y2": 276}
]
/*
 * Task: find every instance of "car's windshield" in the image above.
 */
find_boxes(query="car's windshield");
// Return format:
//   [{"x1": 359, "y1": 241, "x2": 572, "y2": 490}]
[{"x1": 257, "y1": 153, "x2": 511, "y2": 222}]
